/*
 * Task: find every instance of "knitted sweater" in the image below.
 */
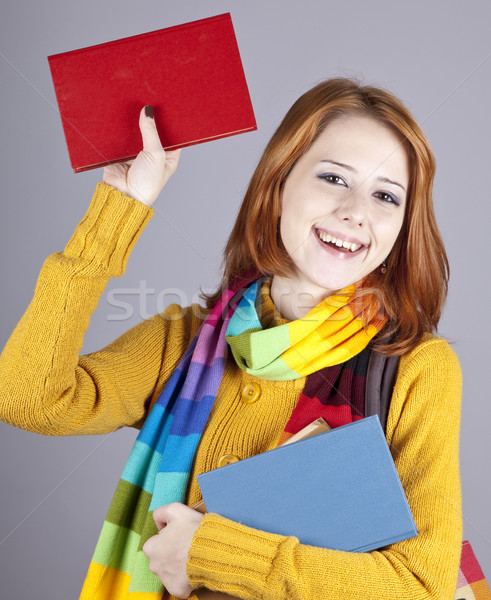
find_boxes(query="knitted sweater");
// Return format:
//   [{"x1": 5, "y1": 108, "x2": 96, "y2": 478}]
[{"x1": 0, "y1": 183, "x2": 463, "y2": 600}]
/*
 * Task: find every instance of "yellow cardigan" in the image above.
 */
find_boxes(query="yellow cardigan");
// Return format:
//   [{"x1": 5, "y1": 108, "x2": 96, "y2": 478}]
[{"x1": 0, "y1": 183, "x2": 463, "y2": 600}]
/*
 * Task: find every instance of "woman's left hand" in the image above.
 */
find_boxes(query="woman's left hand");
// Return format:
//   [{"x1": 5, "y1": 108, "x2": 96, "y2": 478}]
[{"x1": 142, "y1": 502, "x2": 204, "y2": 598}]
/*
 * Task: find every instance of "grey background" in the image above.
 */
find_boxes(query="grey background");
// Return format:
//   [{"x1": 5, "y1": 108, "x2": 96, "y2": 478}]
[{"x1": 1, "y1": 1, "x2": 490, "y2": 597}]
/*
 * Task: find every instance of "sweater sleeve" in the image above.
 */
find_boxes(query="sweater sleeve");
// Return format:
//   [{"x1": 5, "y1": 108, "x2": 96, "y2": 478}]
[
  {"x1": 0, "y1": 182, "x2": 199, "y2": 435},
  {"x1": 186, "y1": 337, "x2": 463, "y2": 600}
]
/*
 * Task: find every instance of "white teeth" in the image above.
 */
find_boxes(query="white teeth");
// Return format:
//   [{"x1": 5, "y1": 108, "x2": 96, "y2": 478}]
[{"x1": 317, "y1": 230, "x2": 362, "y2": 252}]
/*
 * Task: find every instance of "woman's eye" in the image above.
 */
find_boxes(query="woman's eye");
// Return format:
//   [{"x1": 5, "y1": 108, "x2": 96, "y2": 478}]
[
  {"x1": 319, "y1": 174, "x2": 346, "y2": 186},
  {"x1": 375, "y1": 191, "x2": 400, "y2": 206}
]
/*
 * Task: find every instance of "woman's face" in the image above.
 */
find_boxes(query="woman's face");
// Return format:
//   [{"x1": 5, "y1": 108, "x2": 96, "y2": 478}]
[{"x1": 277, "y1": 115, "x2": 410, "y2": 305}]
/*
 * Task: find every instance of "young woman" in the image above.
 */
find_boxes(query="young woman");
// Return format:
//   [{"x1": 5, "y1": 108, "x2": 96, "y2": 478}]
[{"x1": 0, "y1": 79, "x2": 462, "y2": 600}]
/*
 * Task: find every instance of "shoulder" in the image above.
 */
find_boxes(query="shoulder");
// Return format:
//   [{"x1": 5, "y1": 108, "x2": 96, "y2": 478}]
[
  {"x1": 137, "y1": 302, "x2": 211, "y2": 415},
  {"x1": 160, "y1": 302, "x2": 210, "y2": 323},
  {"x1": 126, "y1": 302, "x2": 210, "y2": 374},
  {"x1": 155, "y1": 302, "x2": 210, "y2": 342},
  {"x1": 387, "y1": 334, "x2": 462, "y2": 437},
  {"x1": 396, "y1": 333, "x2": 461, "y2": 387}
]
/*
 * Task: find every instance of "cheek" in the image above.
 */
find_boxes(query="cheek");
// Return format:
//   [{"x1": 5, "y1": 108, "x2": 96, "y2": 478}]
[
  {"x1": 278, "y1": 196, "x2": 300, "y2": 239},
  {"x1": 379, "y1": 218, "x2": 404, "y2": 255},
  {"x1": 278, "y1": 212, "x2": 294, "y2": 250},
  {"x1": 278, "y1": 204, "x2": 307, "y2": 256}
]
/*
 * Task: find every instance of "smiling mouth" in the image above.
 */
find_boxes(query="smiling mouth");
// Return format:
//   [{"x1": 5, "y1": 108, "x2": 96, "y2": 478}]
[{"x1": 315, "y1": 229, "x2": 365, "y2": 253}]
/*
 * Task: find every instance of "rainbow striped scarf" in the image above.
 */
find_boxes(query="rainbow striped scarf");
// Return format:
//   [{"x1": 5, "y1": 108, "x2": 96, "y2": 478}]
[{"x1": 79, "y1": 276, "x2": 386, "y2": 599}]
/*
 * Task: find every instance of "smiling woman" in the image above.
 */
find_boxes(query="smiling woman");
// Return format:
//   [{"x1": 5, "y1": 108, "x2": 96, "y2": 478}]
[
  {"x1": 273, "y1": 115, "x2": 409, "y2": 318},
  {"x1": 0, "y1": 78, "x2": 462, "y2": 600}
]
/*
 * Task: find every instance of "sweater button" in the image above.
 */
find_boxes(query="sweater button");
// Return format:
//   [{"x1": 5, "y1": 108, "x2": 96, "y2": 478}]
[
  {"x1": 241, "y1": 382, "x2": 261, "y2": 404},
  {"x1": 218, "y1": 454, "x2": 240, "y2": 468}
]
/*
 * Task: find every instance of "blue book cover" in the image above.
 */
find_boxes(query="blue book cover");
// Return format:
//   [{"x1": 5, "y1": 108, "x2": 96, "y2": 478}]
[{"x1": 197, "y1": 416, "x2": 417, "y2": 552}]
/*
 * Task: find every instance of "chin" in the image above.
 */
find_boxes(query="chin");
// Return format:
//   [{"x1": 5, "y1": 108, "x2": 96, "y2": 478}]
[{"x1": 309, "y1": 274, "x2": 359, "y2": 295}]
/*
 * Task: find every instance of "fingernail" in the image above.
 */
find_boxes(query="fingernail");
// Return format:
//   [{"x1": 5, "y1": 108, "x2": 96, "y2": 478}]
[{"x1": 145, "y1": 105, "x2": 154, "y2": 118}]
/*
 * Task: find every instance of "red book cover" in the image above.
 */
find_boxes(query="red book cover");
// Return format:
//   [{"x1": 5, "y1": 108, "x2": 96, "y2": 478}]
[{"x1": 48, "y1": 13, "x2": 257, "y2": 173}]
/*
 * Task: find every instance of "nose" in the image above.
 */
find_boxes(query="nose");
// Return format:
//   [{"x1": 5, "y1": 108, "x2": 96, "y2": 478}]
[{"x1": 335, "y1": 189, "x2": 367, "y2": 227}]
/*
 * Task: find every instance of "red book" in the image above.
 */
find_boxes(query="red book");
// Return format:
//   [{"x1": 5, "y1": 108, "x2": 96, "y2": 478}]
[{"x1": 48, "y1": 13, "x2": 256, "y2": 173}]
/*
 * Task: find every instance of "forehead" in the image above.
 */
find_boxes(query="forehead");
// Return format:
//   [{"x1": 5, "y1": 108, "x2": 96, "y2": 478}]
[{"x1": 306, "y1": 115, "x2": 410, "y2": 184}]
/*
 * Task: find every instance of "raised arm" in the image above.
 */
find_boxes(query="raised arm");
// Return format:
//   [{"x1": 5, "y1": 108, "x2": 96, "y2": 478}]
[{"x1": 0, "y1": 107, "x2": 185, "y2": 435}]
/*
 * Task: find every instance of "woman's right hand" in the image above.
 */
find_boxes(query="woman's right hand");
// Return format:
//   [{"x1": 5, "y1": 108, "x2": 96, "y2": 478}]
[{"x1": 103, "y1": 105, "x2": 181, "y2": 207}]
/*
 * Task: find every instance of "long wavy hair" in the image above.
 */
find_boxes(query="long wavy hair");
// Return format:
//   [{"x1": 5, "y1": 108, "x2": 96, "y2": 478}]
[{"x1": 204, "y1": 78, "x2": 448, "y2": 355}]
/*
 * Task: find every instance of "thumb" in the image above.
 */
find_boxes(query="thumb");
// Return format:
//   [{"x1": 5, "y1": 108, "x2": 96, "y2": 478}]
[{"x1": 139, "y1": 105, "x2": 164, "y2": 153}]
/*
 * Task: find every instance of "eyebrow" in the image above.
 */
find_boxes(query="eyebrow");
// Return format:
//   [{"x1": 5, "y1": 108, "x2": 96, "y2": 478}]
[{"x1": 320, "y1": 159, "x2": 407, "y2": 193}]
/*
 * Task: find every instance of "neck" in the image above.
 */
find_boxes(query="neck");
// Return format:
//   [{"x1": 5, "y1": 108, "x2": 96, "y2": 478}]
[{"x1": 270, "y1": 275, "x2": 334, "y2": 320}]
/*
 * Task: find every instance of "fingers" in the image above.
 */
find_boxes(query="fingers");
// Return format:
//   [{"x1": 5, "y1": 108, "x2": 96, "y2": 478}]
[
  {"x1": 153, "y1": 505, "x2": 169, "y2": 532},
  {"x1": 152, "y1": 502, "x2": 179, "y2": 531},
  {"x1": 152, "y1": 502, "x2": 198, "y2": 532},
  {"x1": 139, "y1": 105, "x2": 164, "y2": 153}
]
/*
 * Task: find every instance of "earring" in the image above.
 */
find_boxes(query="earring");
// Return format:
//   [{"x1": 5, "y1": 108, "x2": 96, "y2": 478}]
[{"x1": 380, "y1": 261, "x2": 387, "y2": 274}]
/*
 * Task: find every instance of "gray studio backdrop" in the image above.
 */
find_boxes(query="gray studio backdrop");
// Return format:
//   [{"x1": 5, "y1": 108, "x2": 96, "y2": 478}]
[{"x1": 1, "y1": 1, "x2": 490, "y2": 598}]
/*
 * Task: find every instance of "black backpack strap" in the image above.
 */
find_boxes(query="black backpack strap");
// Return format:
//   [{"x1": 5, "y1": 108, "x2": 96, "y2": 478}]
[{"x1": 365, "y1": 350, "x2": 400, "y2": 433}]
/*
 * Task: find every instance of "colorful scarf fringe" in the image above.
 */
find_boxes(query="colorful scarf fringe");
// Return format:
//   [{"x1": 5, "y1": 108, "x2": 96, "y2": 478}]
[{"x1": 79, "y1": 277, "x2": 386, "y2": 599}]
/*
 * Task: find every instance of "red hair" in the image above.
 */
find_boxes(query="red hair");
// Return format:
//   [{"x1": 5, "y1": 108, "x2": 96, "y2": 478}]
[{"x1": 204, "y1": 78, "x2": 448, "y2": 355}]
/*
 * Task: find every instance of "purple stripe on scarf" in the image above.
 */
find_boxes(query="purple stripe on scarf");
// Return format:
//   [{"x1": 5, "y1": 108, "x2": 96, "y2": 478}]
[
  {"x1": 192, "y1": 320, "x2": 231, "y2": 367},
  {"x1": 178, "y1": 358, "x2": 227, "y2": 404}
]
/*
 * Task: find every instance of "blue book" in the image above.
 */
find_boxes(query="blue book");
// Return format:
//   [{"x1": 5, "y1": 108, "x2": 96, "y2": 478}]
[{"x1": 197, "y1": 416, "x2": 417, "y2": 552}]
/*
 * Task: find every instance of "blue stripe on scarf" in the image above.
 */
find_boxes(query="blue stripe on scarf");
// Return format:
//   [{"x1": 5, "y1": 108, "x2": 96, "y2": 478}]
[
  {"x1": 157, "y1": 434, "x2": 202, "y2": 472},
  {"x1": 136, "y1": 405, "x2": 173, "y2": 450},
  {"x1": 121, "y1": 441, "x2": 163, "y2": 492},
  {"x1": 155, "y1": 366, "x2": 189, "y2": 408},
  {"x1": 226, "y1": 280, "x2": 262, "y2": 337},
  {"x1": 169, "y1": 396, "x2": 217, "y2": 436},
  {"x1": 149, "y1": 472, "x2": 190, "y2": 509}
]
